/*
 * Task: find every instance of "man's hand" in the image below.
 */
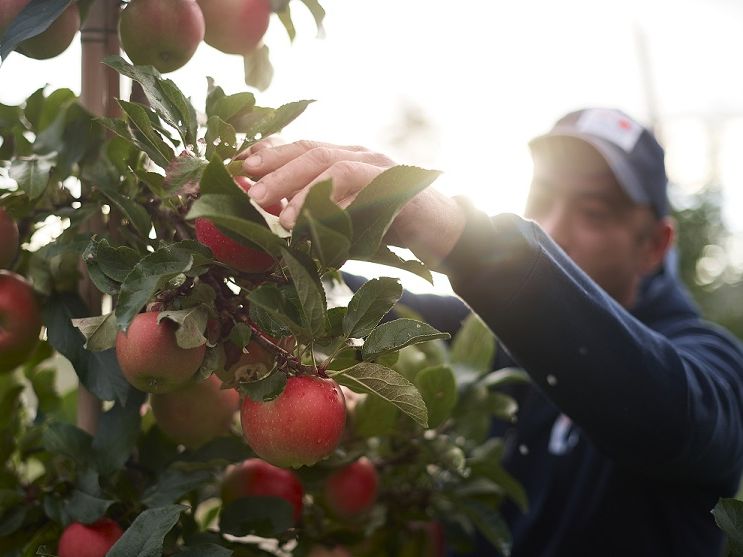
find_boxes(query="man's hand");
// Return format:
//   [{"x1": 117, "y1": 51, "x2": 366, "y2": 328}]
[{"x1": 240, "y1": 140, "x2": 466, "y2": 267}]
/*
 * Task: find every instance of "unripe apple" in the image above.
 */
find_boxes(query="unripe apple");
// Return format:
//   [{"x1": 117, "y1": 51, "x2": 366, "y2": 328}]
[
  {"x1": 119, "y1": 0, "x2": 205, "y2": 74},
  {"x1": 195, "y1": 177, "x2": 281, "y2": 274},
  {"x1": 150, "y1": 374, "x2": 239, "y2": 448},
  {"x1": 324, "y1": 457, "x2": 379, "y2": 518},
  {"x1": 0, "y1": 271, "x2": 41, "y2": 373},
  {"x1": 116, "y1": 312, "x2": 206, "y2": 393},
  {"x1": 0, "y1": 0, "x2": 80, "y2": 60},
  {"x1": 240, "y1": 375, "x2": 346, "y2": 468},
  {"x1": 57, "y1": 518, "x2": 124, "y2": 557},
  {"x1": 197, "y1": 0, "x2": 271, "y2": 55},
  {"x1": 221, "y1": 458, "x2": 304, "y2": 522},
  {"x1": 0, "y1": 208, "x2": 19, "y2": 269}
]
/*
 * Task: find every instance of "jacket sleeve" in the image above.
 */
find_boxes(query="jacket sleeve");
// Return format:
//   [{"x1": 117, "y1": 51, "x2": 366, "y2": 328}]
[{"x1": 440, "y1": 201, "x2": 743, "y2": 487}]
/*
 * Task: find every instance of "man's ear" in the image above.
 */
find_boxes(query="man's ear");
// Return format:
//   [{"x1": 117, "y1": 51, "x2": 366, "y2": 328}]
[{"x1": 642, "y1": 216, "x2": 675, "y2": 274}]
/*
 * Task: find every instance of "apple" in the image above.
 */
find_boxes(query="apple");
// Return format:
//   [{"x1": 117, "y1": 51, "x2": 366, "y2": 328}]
[
  {"x1": 240, "y1": 374, "x2": 346, "y2": 468},
  {"x1": 225, "y1": 333, "x2": 296, "y2": 378},
  {"x1": 116, "y1": 312, "x2": 206, "y2": 393},
  {"x1": 150, "y1": 374, "x2": 239, "y2": 448},
  {"x1": 0, "y1": 0, "x2": 80, "y2": 60},
  {"x1": 0, "y1": 208, "x2": 19, "y2": 269},
  {"x1": 195, "y1": 177, "x2": 281, "y2": 274},
  {"x1": 118, "y1": 0, "x2": 205, "y2": 74},
  {"x1": 197, "y1": 0, "x2": 271, "y2": 55},
  {"x1": 0, "y1": 271, "x2": 41, "y2": 373},
  {"x1": 57, "y1": 518, "x2": 124, "y2": 557},
  {"x1": 221, "y1": 458, "x2": 304, "y2": 522},
  {"x1": 324, "y1": 457, "x2": 379, "y2": 518}
]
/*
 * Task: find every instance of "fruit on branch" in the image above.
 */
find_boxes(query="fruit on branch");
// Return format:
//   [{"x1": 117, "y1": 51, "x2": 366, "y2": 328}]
[
  {"x1": 116, "y1": 312, "x2": 206, "y2": 393},
  {"x1": 197, "y1": 0, "x2": 271, "y2": 55},
  {"x1": 324, "y1": 457, "x2": 379, "y2": 518},
  {"x1": 0, "y1": 208, "x2": 19, "y2": 269},
  {"x1": 240, "y1": 375, "x2": 346, "y2": 468},
  {"x1": 221, "y1": 458, "x2": 304, "y2": 522},
  {"x1": 195, "y1": 177, "x2": 281, "y2": 273},
  {"x1": 57, "y1": 518, "x2": 124, "y2": 557},
  {"x1": 118, "y1": 0, "x2": 206, "y2": 73},
  {"x1": 0, "y1": 0, "x2": 80, "y2": 60},
  {"x1": 0, "y1": 271, "x2": 41, "y2": 373},
  {"x1": 225, "y1": 332, "x2": 296, "y2": 378},
  {"x1": 150, "y1": 374, "x2": 239, "y2": 448}
]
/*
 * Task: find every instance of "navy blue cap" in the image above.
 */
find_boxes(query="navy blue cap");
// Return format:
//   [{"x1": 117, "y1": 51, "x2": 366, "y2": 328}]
[{"x1": 529, "y1": 108, "x2": 669, "y2": 217}]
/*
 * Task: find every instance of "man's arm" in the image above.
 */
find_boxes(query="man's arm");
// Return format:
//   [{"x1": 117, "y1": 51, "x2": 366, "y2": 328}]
[{"x1": 442, "y1": 201, "x2": 743, "y2": 487}]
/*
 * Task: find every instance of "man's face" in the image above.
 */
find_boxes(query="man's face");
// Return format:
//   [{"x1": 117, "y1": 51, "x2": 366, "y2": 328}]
[{"x1": 525, "y1": 137, "x2": 667, "y2": 308}]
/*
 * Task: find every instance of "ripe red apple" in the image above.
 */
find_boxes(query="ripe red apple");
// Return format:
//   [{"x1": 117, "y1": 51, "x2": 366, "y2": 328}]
[
  {"x1": 0, "y1": 271, "x2": 41, "y2": 373},
  {"x1": 0, "y1": 208, "x2": 19, "y2": 269},
  {"x1": 57, "y1": 518, "x2": 124, "y2": 557},
  {"x1": 150, "y1": 374, "x2": 239, "y2": 448},
  {"x1": 240, "y1": 375, "x2": 346, "y2": 468},
  {"x1": 118, "y1": 0, "x2": 205, "y2": 74},
  {"x1": 324, "y1": 457, "x2": 379, "y2": 518},
  {"x1": 195, "y1": 177, "x2": 281, "y2": 274},
  {"x1": 116, "y1": 312, "x2": 206, "y2": 393},
  {"x1": 197, "y1": 0, "x2": 271, "y2": 55},
  {"x1": 221, "y1": 458, "x2": 304, "y2": 522},
  {"x1": 0, "y1": 0, "x2": 80, "y2": 60}
]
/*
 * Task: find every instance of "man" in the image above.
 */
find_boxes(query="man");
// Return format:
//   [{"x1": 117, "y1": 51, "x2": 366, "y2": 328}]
[{"x1": 241, "y1": 108, "x2": 743, "y2": 556}]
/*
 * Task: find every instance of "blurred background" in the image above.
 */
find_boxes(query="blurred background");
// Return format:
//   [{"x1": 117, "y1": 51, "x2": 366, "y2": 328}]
[{"x1": 2, "y1": 0, "x2": 742, "y2": 337}]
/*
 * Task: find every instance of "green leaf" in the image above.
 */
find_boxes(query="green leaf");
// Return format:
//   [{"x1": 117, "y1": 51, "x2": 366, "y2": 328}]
[
  {"x1": 228, "y1": 323, "x2": 252, "y2": 350},
  {"x1": 487, "y1": 391, "x2": 519, "y2": 422},
  {"x1": 282, "y1": 248, "x2": 327, "y2": 336},
  {"x1": 107, "y1": 505, "x2": 187, "y2": 557},
  {"x1": 342, "y1": 277, "x2": 402, "y2": 339},
  {"x1": 115, "y1": 242, "x2": 203, "y2": 331},
  {"x1": 362, "y1": 245, "x2": 433, "y2": 284},
  {"x1": 96, "y1": 182, "x2": 152, "y2": 237},
  {"x1": 243, "y1": 44, "x2": 274, "y2": 92},
  {"x1": 294, "y1": 179, "x2": 352, "y2": 269},
  {"x1": 142, "y1": 468, "x2": 215, "y2": 508},
  {"x1": 42, "y1": 421, "x2": 93, "y2": 466},
  {"x1": 164, "y1": 153, "x2": 207, "y2": 193},
  {"x1": 220, "y1": 497, "x2": 294, "y2": 537},
  {"x1": 468, "y1": 439, "x2": 528, "y2": 513},
  {"x1": 479, "y1": 367, "x2": 531, "y2": 389},
  {"x1": 246, "y1": 285, "x2": 306, "y2": 341},
  {"x1": 298, "y1": 0, "x2": 326, "y2": 36},
  {"x1": 329, "y1": 362, "x2": 428, "y2": 428},
  {"x1": 93, "y1": 397, "x2": 145, "y2": 475},
  {"x1": 104, "y1": 56, "x2": 198, "y2": 147},
  {"x1": 209, "y1": 91, "x2": 256, "y2": 125},
  {"x1": 713, "y1": 498, "x2": 743, "y2": 555},
  {"x1": 238, "y1": 100, "x2": 315, "y2": 151},
  {"x1": 205, "y1": 116, "x2": 238, "y2": 160},
  {"x1": 64, "y1": 489, "x2": 115, "y2": 524},
  {"x1": 158, "y1": 307, "x2": 209, "y2": 349},
  {"x1": 9, "y1": 155, "x2": 53, "y2": 199},
  {"x1": 414, "y1": 365, "x2": 457, "y2": 428},
  {"x1": 457, "y1": 499, "x2": 513, "y2": 557},
  {"x1": 361, "y1": 318, "x2": 449, "y2": 361},
  {"x1": 346, "y1": 166, "x2": 441, "y2": 259},
  {"x1": 451, "y1": 313, "x2": 496, "y2": 376},
  {"x1": 117, "y1": 100, "x2": 175, "y2": 167},
  {"x1": 82, "y1": 238, "x2": 141, "y2": 295},
  {"x1": 352, "y1": 392, "x2": 399, "y2": 438},
  {"x1": 71, "y1": 313, "x2": 118, "y2": 352},
  {"x1": 276, "y1": 5, "x2": 296, "y2": 42},
  {"x1": 240, "y1": 370, "x2": 286, "y2": 403},
  {"x1": 43, "y1": 294, "x2": 133, "y2": 405}
]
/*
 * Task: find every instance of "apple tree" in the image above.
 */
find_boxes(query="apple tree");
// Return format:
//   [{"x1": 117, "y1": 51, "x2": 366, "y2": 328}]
[{"x1": 0, "y1": 1, "x2": 527, "y2": 555}]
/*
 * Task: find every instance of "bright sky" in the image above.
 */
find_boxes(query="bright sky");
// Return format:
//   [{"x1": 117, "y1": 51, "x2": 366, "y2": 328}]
[{"x1": 2, "y1": 0, "x2": 743, "y2": 293}]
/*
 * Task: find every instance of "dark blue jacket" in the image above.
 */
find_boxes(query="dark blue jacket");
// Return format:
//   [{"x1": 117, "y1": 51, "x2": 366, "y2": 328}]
[{"x1": 364, "y1": 207, "x2": 743, "y2": 556}]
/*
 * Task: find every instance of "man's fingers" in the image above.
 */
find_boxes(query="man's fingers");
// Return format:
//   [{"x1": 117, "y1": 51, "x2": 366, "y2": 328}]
[
  {"x1": 234, "y1": 137, "x2": 287, "y2": 160},
  {"x1": 247, "y1": 147, "x2": 392, "y2": 207},
  {"x1": 278, "y1": 161, "x2": 386, "y2": 229}
]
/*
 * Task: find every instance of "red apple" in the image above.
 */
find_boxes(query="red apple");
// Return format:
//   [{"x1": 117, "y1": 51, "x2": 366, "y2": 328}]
[
  {"x1": 0, "y1": 0, "x2": 81, "y2": 60},
  {"x1": 58, "y1": 518, "x2": 124, "y2": 557},
  {"x1": 0, "y1": 208, "x2": 19, "y2": 269},
  {"x1": 150, "y1": 374, "x2": 239, "y2": 448},
  {"x1": 195, "y1": 177, "x2": 281, "y2": 274},
  {"x1": 221, "y1": 458, "x2": 304, "y2": 522},
  {"x1": 324, "y1": 457, "x2": 379, "y2": 518},
  {"x1": 119, "y1": 0, "x2": 205, "y2": 73},
  {"x1": 0, "y1": 271, "x2": 41, "y2": 373},
  {"x1": 240, "y1": 375, "x2": 346, "y2": 468},
  {"x1": 197, "y1": 0, "x2": 271, "y2": 55},
  {"x1": 116, "y1": 312, "x2": 206, "y2": 393}
]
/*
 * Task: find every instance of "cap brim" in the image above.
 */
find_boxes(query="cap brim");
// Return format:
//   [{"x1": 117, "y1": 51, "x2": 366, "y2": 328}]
[{"x1": 528, "y1": 131, "x2": 650, "y2": 207}]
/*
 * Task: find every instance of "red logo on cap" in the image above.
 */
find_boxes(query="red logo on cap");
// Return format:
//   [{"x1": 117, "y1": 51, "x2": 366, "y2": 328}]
[{"x1": 618, "y1": 118, "x2": 632, "y2": 131}]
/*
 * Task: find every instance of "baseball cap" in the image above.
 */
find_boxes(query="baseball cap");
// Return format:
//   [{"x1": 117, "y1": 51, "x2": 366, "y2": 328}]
[{"x1": 528, "y1": 108, "x2": 669, "y2": 217}]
